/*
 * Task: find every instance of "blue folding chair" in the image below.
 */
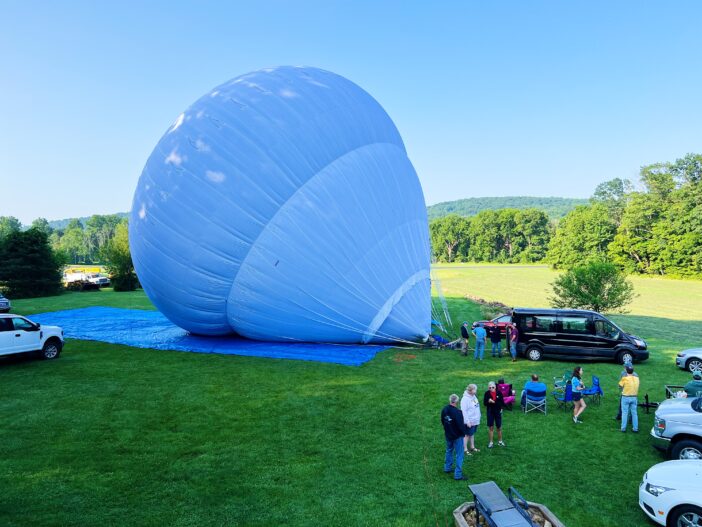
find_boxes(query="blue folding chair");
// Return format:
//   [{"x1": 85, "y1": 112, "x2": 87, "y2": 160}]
[
  {"x1": 553, "y1": 381, "x2": 573, "y2": 410},
  {"x1": 521, "y1": 385, "x2": 548, "y2": 415},
  {"x1": 581, "y1": 375, "x2": 604, "y2": 405}
]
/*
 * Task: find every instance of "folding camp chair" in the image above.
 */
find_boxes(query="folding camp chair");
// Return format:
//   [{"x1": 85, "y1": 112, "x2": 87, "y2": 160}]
[
  {"x1": 522, "y1": 385, "x2": 547, "y2": 415},
  {"x1": 553, "y1": 371, "x2": 570, "y2": 391},
  {"x1": 553, "y1": 381, "x2": 573, "y2": 410},
  {"x1": 497, "y1": 383, "x2": 516, "y2": 410},
  {"x1": 581, "y1": 375, "x2": 604, "y2": 405}
]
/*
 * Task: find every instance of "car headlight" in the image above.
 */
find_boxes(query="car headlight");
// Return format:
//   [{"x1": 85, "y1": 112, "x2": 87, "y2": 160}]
[
  {"x1": 646, "y1": 483, "x2": 674, "y2": 496},
  {"x1": 633, "y1": 338, "x2": 645, "y2": 348}
]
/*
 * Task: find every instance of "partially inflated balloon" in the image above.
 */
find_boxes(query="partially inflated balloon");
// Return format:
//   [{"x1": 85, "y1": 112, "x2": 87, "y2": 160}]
[{"x1": 130, "y1": 66, "x2": 430, "y2": 343}]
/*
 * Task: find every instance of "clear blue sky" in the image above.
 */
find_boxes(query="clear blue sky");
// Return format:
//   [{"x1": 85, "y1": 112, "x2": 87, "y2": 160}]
[{"x1": 2, "y1": 1, "x2": 701, "y2": 224}]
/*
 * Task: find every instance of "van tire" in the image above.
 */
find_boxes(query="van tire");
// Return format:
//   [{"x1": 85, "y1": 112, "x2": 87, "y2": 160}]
[
  {"x1": 526, "y1": 346, "x2": 542, "y2": 361},
  {"x1": 617, "y1": 350, "x2": 634, "y2": 365}
]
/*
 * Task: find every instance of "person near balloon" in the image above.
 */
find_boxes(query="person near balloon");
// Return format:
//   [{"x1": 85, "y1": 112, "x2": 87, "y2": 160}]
[
  {"x1": 461, "y1": 384, "x2": 481, "y2": 455},
  {"x1": 441, "y1": 394, "x2": 466, "y2": 480},
  {"x1": 489, "y1": 325, "x2": 502, "y2": 358},
  {"x1": 483, "y1": 381, "x2": 505, "y2": 448},
  {"x1": 508, "y1": 323, "x2": 519, "y2": 362},
  {"x1": 460, "y1": 322, "x2": 470, "y2": 356},
  {"x1": 471, "y1": 323, "x2": 487, "y2": 360},
  {"x1": 618, "y1": 365, "x2": 640, "y2": 432}
]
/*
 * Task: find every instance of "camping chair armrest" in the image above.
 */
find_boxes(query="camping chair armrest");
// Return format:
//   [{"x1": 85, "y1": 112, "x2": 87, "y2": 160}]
[{"x1": 508, "y1": 487, "x2": 529, "y2": 510}]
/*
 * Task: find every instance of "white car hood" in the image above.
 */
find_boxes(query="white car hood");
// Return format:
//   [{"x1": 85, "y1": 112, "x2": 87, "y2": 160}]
[{"x1": 646, "y1": 460, "x2": 702, "y2": 490}]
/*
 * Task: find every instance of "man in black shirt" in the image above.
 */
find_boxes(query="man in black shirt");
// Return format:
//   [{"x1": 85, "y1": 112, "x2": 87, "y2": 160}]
[
  {"x1": 489, "y1": 325, "x2": 502, "y2": 358},
  {"x1": 441, "y1": 394, "x2": 465, "y2": 480},
  {"x1": 460, "y1": 322, "x2": 470, "y2": 356}
]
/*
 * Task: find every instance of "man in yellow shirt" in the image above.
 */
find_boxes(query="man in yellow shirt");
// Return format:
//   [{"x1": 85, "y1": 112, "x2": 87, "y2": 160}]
[{"x1": 618, "y1": 365, "x2": 640, "y2": 433}]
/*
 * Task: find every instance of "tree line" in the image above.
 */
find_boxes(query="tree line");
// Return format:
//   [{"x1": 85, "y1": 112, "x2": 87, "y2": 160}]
[
  {"x1": 0, "y1": 214, "x2": 137, "y2": 297},
  {"x1": 430, "y1": 153, "x2": 702, "y2": 278}
]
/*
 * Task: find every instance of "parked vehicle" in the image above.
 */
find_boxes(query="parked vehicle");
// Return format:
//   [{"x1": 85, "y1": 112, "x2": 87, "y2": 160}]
[
  {"x1": 0, "y1": 293, "x2": 10, "y2": 313},
  {"x1": 651, "y1": 396, "x2": 702, "y2": 460},
  {"x1": 0, "y1": 314, "x2": 64, "y2": 360},
  {"x1": 472, "y1": 314, "x2": 512, "y2": 336},
  {"x1": 677, "y1": 348, "x2": 702, "y2": 373},
  {"x1": 86, "y1": 273, "x2": 110, "y2": 287},
  {"x1": 511, "y1": 308, "x2": 649, "y2": 363},
  {"x1": 639, "y1": 460, "x2": 702, "y2": 526}
]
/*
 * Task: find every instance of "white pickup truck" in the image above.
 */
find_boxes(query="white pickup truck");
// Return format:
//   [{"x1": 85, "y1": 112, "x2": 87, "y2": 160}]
[{"x1": 0, "y1": 314, "x2": 64, "y2": 359}]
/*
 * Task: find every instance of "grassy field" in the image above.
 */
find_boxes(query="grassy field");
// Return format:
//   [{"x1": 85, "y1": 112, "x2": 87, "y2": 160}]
[{"x1": 1, "y1": 268, "x2": 700, "y2": 526}]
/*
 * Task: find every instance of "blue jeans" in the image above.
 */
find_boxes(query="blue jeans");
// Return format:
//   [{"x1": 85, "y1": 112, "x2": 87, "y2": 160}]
[
  {"x1": 621, "y1": 396, "x2": 638, "y2": 431},
  {"x1": 510, "y1": 342, "x2": 517, "y2": 359},
  {"x1": 491, "y1": 341, "x2": 502, "y2": 356},
  {"x1": 444, "y1": 436, "x2": 464, "y2": 479},
  {"x1": 474, "y1": 340, "x2": 485, "y2": 360}
]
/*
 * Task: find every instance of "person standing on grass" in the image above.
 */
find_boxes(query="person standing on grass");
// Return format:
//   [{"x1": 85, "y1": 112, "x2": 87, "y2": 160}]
[
  {"x1": 489, "y1": 325, "x2": 502, "y2": 358},
  {"x1": 461, "y1": 384, "x2": 481, "y2": 455},
  {"x1": 508, "y1": 323, "x2": 519, "y2": 362},
  {"x1": 571, "y1": 366, "x2": 587, "y2": 423},
  {"x1": 483, "y1": 381, "x2": 505, "y2": 448},
  {"x1": 618, "y1": 365, "x2": 640, "y2": 432},
  {"x1": 441, "y1": 394, "x2": 466, "y2": 480},
  {"x1": 615, "y1": 361, "x2": 638, "y2": 420},
  {"x1": 472, "y1": 323, "x2": 487, "y2": 360},
  {"x1": 460, "y1": 322, "x2": 470, "y2": 356}
]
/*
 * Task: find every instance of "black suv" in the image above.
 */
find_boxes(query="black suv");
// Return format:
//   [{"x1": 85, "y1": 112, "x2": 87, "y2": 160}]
[{"x1": 512, "y1": 308, "x2": 649, "y2": 363}]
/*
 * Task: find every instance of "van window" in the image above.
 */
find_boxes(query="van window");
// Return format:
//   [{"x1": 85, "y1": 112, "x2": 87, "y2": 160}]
[
  {"x1": 561, "y1": 316, "x2": 592, "y2": 334},
  {"x1": 534, "y1": 316, "x2": 558, "y2": 332},
  {"x1": 595, "y1": 319, "x2": 620, "y2": 339}
]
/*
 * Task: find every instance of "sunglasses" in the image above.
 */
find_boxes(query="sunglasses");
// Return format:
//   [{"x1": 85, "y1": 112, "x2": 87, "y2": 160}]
[{"x1": 489, "y1": 387, "x2": 496, "y2": 390}]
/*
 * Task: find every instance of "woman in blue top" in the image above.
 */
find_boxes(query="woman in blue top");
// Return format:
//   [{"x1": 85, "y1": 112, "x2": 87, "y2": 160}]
[{"x1": 571, "y1": 366, "x2": 587, "y2": 423}]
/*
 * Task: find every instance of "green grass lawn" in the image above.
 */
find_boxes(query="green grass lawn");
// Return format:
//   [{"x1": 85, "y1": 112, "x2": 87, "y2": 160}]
[{"x1": 1, "y1": 270, "x2": 699, "y2": 526}]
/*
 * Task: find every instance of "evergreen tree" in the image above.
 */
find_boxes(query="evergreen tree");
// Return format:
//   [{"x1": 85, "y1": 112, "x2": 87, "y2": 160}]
[{"x1": 0, "y1": 228, "x2": 62, "y2": 298}]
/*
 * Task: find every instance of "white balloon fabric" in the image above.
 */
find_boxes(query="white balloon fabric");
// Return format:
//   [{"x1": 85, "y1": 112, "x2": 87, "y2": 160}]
[{"x1": 130, "y1": 66, "x2": 430, "y2": 344}]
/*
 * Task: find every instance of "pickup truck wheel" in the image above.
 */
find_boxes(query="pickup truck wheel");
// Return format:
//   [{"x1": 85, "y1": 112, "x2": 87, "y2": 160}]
[
  {"x1": 670, "y1": 439, "x2": 702, "y2": 460},
  {"x1": 526, "y1": 346, "x2": 542, "y2": 361},
  {"x1": 667, "y1": 505, "x2": 702, "y2": 527},
  {"x1": 686, "y1": 358, "x2": 702, "y2": 373},
  {"x1": 40, "y1": 340, "x2": 62, "y2": 360},
  {"x1": 617, "y1": 350, "x2": 634, "y2": 365}
]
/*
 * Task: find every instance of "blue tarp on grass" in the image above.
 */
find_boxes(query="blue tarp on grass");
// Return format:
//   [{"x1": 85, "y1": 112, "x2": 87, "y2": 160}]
[{"x1": 30, "y1": 307, "x2": 389, "y2": 366}]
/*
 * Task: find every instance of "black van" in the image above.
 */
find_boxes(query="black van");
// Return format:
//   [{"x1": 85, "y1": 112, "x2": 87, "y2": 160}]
[{"x1": 512, "y1": 308, "x2": 649, "y2": 363}]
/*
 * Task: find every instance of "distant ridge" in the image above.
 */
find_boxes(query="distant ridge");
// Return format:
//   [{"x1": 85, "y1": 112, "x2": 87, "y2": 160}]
[
  {"x1": 47, "y1": 212, "x2": 128, "y2": 230},
  {"x1": 426, "y1": 196, "x2": 588, "y2": 220},
  {"x1": 42, "y1": 197, "x2": 585, "y2": 229}
]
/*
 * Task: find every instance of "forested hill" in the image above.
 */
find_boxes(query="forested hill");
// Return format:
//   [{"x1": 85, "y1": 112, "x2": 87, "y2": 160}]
[{"x1": 426, "y1": 197, "x2": 588, "y2": 220}]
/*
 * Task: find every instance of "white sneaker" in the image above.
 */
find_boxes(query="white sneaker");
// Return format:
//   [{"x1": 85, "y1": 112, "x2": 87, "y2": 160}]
[
  {"x1": 488, "y1": 442, "x2": 494, "y2": 448},
  {"x1": 498, "y1": 441, "x2": 505, "y2": 447}
]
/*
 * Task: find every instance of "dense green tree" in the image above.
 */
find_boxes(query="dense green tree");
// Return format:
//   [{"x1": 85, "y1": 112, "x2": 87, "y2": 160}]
[
  {"x1": 429, "y1": 215, "x2": 470, "y2": 262},
  {"x1": 547, "y1": 204, "x2": 617, "y2": 269},
  {"x1": 0, "y1": 228, "x2": 62, "y2": 298},
  {"x1": 0, "y1": 216, "x2": 22, "y2": 240},
  {"x1": 513, "y1": 209, "x2": 551, "y2": 262},
  {"x1": 30, "y1": 217, "x2": 53, "y2": 236},
  {"x1": 103, "y1": 221, "x2": 139, "y2": 291},
  {"x1": 590, "y1": 178, "x2": 633, "y2": 223},
  {"x1": 608, "y1": 192, "x2": 662, "y2": 274},
  {"x1": 550, "y1": 260, "x2": 635, "y2": 313},
  {"x1": 468, "y1": 210, "x2": 501, "y2": 262},
  {"x1": 58, "y1": 219, "x2": 89, "y2": 264}
]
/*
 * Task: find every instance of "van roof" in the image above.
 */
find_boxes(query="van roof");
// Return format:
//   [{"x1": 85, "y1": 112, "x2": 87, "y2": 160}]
[{"x1": 512, "y1": 308, "x2": 600, "y2": 316}]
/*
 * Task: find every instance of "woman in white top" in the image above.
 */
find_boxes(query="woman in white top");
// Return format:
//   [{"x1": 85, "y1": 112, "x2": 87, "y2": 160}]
[{"x1": 460, "y1": 384, "x2": 481, "y2": 454}]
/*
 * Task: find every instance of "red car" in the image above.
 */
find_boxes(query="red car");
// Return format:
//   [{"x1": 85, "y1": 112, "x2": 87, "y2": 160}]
[{"x1": 473, "y1": 314, "x2": 513, "y2": 336}]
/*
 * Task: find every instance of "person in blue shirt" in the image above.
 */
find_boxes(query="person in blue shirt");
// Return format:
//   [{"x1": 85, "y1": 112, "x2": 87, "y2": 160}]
[
  {"x1": 520, "y1": 374, "x2": 547, "y2": 408},
  {"x1": 472, "y1": 323, "x2": 487, "y2": 360},
  {"x1": 571, "y1": 366, "x2": 587, "y2": 423}
]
